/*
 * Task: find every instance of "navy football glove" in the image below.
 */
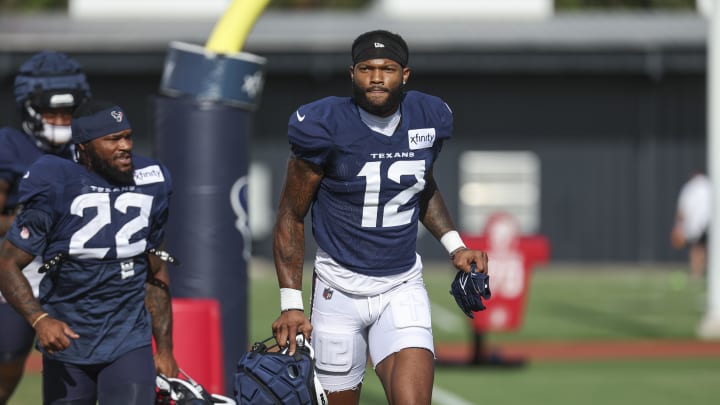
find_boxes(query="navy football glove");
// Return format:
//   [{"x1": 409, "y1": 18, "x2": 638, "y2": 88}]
[{"x1": 449, "y1": 263, "x2": 491, "y2": 319}]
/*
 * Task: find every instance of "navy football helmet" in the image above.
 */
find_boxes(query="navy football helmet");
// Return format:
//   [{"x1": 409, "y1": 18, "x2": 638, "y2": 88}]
[
  {"x1": 234, "y1": 335, "x2": 327, "y2": 405},
  {"x1": 13, "y1": 51, "x2": 91, "y2": 151},
  {"x1": 156, "y1": 368, "x2": 235, "y2": 405}
]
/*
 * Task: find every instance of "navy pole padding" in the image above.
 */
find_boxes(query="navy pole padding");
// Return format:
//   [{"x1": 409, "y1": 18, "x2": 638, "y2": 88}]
[{"x1": 153, "y1": 41, "x2": 266, "y2": 394}]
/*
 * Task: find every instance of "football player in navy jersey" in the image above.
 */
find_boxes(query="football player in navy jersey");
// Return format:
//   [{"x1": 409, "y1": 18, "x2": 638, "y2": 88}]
[
  {"x1": 0, "y1": 51, "x2": 91, "y2": 404},
  {"x1": 271, "y1": 30, "x2": 489, "y2": 405},
  {"x1": 0, "y1": 100, "x2": 178, "y2": 404}
]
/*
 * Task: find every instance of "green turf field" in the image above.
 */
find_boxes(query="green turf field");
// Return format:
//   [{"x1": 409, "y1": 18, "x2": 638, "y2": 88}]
[{"x1": 10, "y1": 261, "x2": 720, "y2": 405}]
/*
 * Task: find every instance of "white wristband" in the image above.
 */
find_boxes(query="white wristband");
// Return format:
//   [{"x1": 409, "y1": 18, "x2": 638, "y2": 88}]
[
  {"x1": 440, "y1": 230, "x2": 466, "y2": 255},
  {"x1": 280, "y1": 288, "x2": 304, "y2": 312}
]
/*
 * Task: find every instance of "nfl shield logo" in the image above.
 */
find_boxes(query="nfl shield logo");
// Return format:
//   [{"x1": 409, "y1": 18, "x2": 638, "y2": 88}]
[{"x1": 323, "y1": 287, "x2": 334, "y2": 300}]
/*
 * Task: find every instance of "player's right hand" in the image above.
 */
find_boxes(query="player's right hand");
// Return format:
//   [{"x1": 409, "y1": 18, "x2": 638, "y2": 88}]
[
  {"x1": 154, "y1": 350, "x2": 179, "y2": 379},
  {"x1": 272, "y1": 310, "x2": 312, "y2": 356},
  {"x1": 34, "y1": 316, "x2": 79, "y2": 355}
]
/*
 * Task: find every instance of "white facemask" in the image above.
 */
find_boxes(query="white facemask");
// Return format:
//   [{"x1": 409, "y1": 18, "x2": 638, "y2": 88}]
[{"x1": 39, "y1": 122, "x2": 72, "y2": 145}]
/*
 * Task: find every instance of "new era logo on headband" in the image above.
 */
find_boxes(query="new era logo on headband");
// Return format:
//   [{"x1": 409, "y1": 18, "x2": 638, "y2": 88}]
[
  {"x1": 352, "y1": 30, "x2": 409, "y2": 66},
  {"x1": 111, "y1": 110, "x2": 123, "y2": 123}
]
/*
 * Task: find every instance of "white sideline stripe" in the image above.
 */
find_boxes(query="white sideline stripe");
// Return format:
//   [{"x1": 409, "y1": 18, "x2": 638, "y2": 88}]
[
  {"x1": 433, "y1": 385, "x2": 475, "y2": 405},
  {"x1": 431, "y1": 302, "x2": 464, "y2": 332}
]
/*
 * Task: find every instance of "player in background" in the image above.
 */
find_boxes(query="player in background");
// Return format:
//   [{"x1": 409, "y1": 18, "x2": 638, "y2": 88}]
[
  {"x1": 671, "y1": 170, "x2": 712, "y2": 279},
  {"x1": 271, "y1": 30, "x2": 489, "y2": 405},
  {"x1": 0, "y1": 51, "x2": 91, "y2": 404},
  {"x1": 0, "y1": 100, "x2": 178, "y2": 404}
]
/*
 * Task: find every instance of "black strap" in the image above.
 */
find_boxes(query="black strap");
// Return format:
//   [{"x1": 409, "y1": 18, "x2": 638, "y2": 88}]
[
  {"x1": 38, "y1": 252, "x2": 64, "y2": 274},
  {"x1": 147, "y1": 248, "x2": 180, "y2": 265},
  {"x1": 147, "y1": 276, "x2": 170, "y2": 293}
]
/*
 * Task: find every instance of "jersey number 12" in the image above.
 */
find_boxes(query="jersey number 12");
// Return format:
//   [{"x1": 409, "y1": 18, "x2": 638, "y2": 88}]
[{"x1": 358, "y1": 160, "x2": 426, "y2": 228}]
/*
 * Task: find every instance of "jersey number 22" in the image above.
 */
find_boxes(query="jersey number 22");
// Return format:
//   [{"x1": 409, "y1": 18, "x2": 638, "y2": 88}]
[{"x1": 68, "y1": 192, "x2": 153, "y2": 259}]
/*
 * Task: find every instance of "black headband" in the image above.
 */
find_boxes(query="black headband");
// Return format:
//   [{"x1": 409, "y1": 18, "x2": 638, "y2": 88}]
[{"x1": 351, "y1": 30, "x2": 409, "y2": 66}]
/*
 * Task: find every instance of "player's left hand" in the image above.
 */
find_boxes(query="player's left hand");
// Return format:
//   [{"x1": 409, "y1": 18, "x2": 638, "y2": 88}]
[
  {"x1": 154, "y1": 350, "x2": 179, "y2": 378},
  {"x1": 451, "y1": 248, "x2": 488, "y2": 274}
]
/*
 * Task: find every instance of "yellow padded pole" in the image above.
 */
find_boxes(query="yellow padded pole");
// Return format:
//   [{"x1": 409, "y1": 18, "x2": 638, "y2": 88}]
[{"x1": 205, "y1": 0, "x2": 271, "y2": 54}]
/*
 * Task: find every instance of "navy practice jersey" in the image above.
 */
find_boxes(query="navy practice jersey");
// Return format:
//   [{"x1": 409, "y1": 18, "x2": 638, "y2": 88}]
[
  {"x1": 0, "y1": 127, "x2": 73, "y2": 213},
  {"x1": 288, "y1": 90, "x2": 453, "y2": 276},
  {"x1": 5, "y1": 154, "x2": 172, "y2": 364}
]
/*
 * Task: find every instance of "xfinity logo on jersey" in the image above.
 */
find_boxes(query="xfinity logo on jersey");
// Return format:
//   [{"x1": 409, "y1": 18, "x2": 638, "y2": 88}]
[
  {"x1": 134, "y1": 165, "x2": 165, "y2": 185},
  {"x1": 408, "y1": 128, "x2": 436, "y2": 150}
]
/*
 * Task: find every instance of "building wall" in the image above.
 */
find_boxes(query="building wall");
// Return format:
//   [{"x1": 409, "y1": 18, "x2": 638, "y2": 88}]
[{"x1": 0, "y1": 59, "x2": 706, "y2": 263}]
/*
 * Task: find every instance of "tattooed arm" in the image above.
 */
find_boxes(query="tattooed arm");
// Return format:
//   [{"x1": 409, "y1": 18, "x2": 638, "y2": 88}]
[
  {"x1": 419, "y1": 166, "x2": 458, "y2": 241},
  {"x1": 0, "y1": 239, "x2": 79, "y2": 354},
  {"x1": 146, "y1": 247, "x2": 178, "y2": 378},
  {"x1": 0, "y1": 179, "x2": 15, "y2": 237},
  {"x1": 0, "y1": 239, "x2": 41, "y2": 322},
  {"x1": 419, "y1": 166, "x2": 488, "y2": 274},
  {"x1": 271, "y1": 155, "x2": 323, "y2": 355}
]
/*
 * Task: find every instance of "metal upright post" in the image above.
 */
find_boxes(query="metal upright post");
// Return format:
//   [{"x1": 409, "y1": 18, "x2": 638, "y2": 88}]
[{"x1": 699, "y1": 0, "x2": 720, "y2": 339}]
